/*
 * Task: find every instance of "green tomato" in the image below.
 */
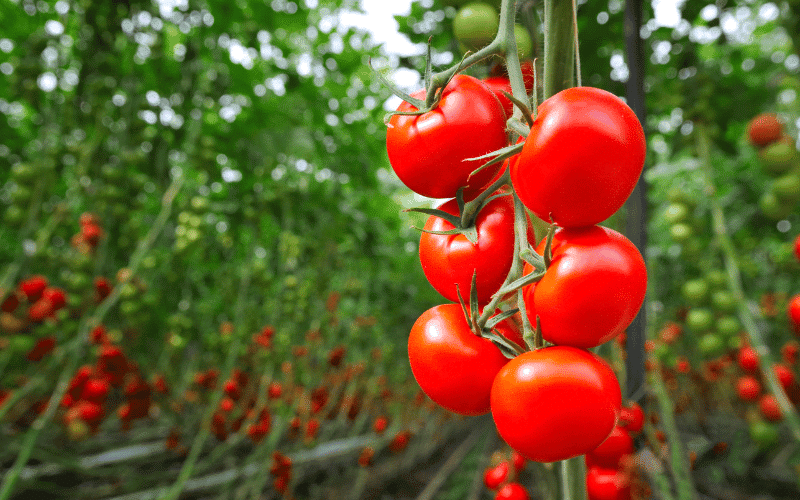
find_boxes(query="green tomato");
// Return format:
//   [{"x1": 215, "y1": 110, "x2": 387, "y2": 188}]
[
  {"x1": 749, "y1": 421, "x2": 779, "y2": 450},
  {"x1": 705, "y1": 269, "x2": 727, "y2": 289},
  {"x1": 513, "y1": 24, "x2": 532, "y2": 60},
  {"x1": 771, "y1": 173, "x2": 800, "y2": 202},
  {"x1": 686, "y1": 308, "x2": 714, "y2": 332},
  {"x1": 716, "y1": 315, "x2": 740, "y2": 337},
  {"x1": 663, "y1": 202, "x2": 690, "y2": 224},
  {"x1": 711, "y1": 290, "x2": 737, "y2": 313},
  {"x1": 4, "y1": 205, "x2": 25, "y2": 225},
  {"x1": 667, "y1": 187, "x2": 698, "y2": 209},
  {"x1": 454, "y1": 3, "x2": 499, "y2": 51},
  {"x1": 759, "y1": 141, "x2": 795, "y2": 176},
  {"x1": 698, "y1": 332, "x2": 725, "y2": 357},
  {"x1": 670, "y1": 223, "x2": 693, "y2": 242},
  {"x1": 727, "y1": 335, "x2": 742, "y2": 350},
  {"x1": 681, "y1": 279, "x2": 709, "y2": 305},
  {"x1": 760, "y1": 191, "x2": 793, "y2": 220},
  {"x1": 11, "y1": 163, "x2": 36, "y2": 183}
]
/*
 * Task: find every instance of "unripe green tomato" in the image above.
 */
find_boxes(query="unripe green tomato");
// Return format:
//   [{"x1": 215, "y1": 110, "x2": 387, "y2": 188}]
[
  {"x1": 682, "y1": 238, "x2": 703, "y2": 258},
  {"x1": 759, "y1": 141, "x2": 795, "y2": 176},
  {"x1": 10, "y1": 186, "x2": 32, "y2": 204},
  {"x1": 667, "y1": 187, "x2": 697, "y2": 209},
  {"x1": 698, "y1": 332, "x2": 725, "y2": 357},
  {"x1": 705, "y1": 269, "x2": 727, "y2": 289},
  {"x1": 727, "y1": 335, "x2": 742, "y2": 350},
  {"x1": 66, "y1": 272, "x2": 91, "y2": 292},
  {"x1": 716, "y1": 315, "x2": 740, "y2": 337},
  {"x1": 191, "y1": 196, "x2": 210, "y2": 212},
  {"x1": 670, "y1": 222, "x2": 693, "y2": 242},
  {"x1": 10, "y1": 335, "x2": 35, "y2": 354},
  {"x1": 681, "y1": 279, "x2": 709, "y2": 305},
  {"x1": 454, "y1": 3, "x2": 499, "y2": 51},
  {"x1": 120, "y1": 299, "x2": 141, "y2": 316},
  {"x1": 513, "y1": 24, "x2": 532, "y2": 60},
  {"x1": 771, "y1": 172, "x2": 800, "y2": 202},
  {"x1": 11, "y1": 163, "x2": 36, "y2": 183},
  {"x1": 711, "y1": 290, "x2": 737, "y2": 313},
  {"x1": 749, "y1": 421, "x2": 779, "y2": 449},
  {"x1": 686, "y1": 308, "x2": 713, "y2": 332},
  {"x1": 101, "y1": 164, "x2": 124, "y2": 181},
  {"x1": 4, "y1": 205, "x2": 25, "y2": 225},
  {"x1": 663, "y1": 202, "x2": 690, "y2": 224},
  {"x1": 760, "y1": 191, "x2": 793, "y2": 220}
]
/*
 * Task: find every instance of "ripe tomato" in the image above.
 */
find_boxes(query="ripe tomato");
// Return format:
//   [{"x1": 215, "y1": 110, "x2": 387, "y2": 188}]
[
  {"x1": 585, "y1": 466, "x2": 632, "y2": 500},
  {"x1": 386, "y1": 74, "x2": 507, "y2": 199},
  {"x1": 510, "y1": 87, "x2": 645, "y2": 228},
  {"x1": 619, "y1": 402, "x2": 644, "y2": 433},
  {"x1": 788, "y1": 294, "x2": 800, "y2": 334},
  {"x1": 495, "y1": 482, "x2": 529, "y2": 500},
  {"x1": 737, "y1": 345, "x2": 759, "y2": 372},
  {"x1": 524, "y1": 226, "x2": 646, "y2": 348},
  {"x1": 747, "y1": 113, "x2": 782, "y2": 147},
  {"x1": 483, "y1": 461, "x2": 509, "y2": 490},
  {"x1": 794, "y1": 234, "x2": 800, "y2": 262},
  {"x1": 409, "y1": 304, "x2": 509, "y2": 416},
  {"x1": 587, "y1": 426, "x2": 634, "y2": 469},
  {"x1": 490, "y1": 346, "x2": 621, "y2": 462},
  {"x1": 736, "y1": 376, "x2": 761, "y2": 402},
  {"x1": 419, "y1": 194, "x2": 533, "y2": 305},
  {"x1": 758, "y1": 394, "x2": 782, "y2": 422}
]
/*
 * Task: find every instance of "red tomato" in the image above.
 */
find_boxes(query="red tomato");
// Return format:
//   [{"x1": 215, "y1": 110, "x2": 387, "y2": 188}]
[
  {"x1": 483, "y1": 461, "x2": 509, "y2": 490},
  {"x1": 495, "y1": 482, "x2": 529, "y2": 500},
  {"x1": 618, "y1": 402, "x2": 644, "y2": 433},
  {"x1": 409, "y1": 304, "x2": 510, "y2": 416},
  {"x1": 586, "y1": 466, "x2": 632, "y2": 500},
  {"x1": 524, "y1": 226, "x2": 646, "y2": 348},
  {"x1": 794, "y1": 234, "x2": 800, "y2": 262},
  {"x1": 774, "y1": 364, "x2": 795, "y2": 390},
  {"x1": 490, "y1": 346, "x2": 622, "y2": 462},
  {"x1": 788, "y1": 294, "x2": 800, "y2": 334},
  {"x1": 386, "y1": 74, "x2": 508, "y2": 199},
  {"x1": 748, "y1": 113, "x2": 782, "y2": 147},
  {"x1": 759, "y1": 394, "x2": 782, "y2": 422},
  {"x1": 483, "y1": 76, "x2": 514, "y2": 118},
  {"x1": 510, "y1": 87, "x2": 645, "y2": 228},
  {"x1": 419, "y1": 194, "x2": 533, "y2": 305},
  {"x1": 737, "y1": 346, "x2": 759, "y2": 372},
  {"x1": 736, "y1": 376, "x2": 761, "y2": 401},
  {"x1": 587, "y1": 426, "x2": 634, "y2": 469}
]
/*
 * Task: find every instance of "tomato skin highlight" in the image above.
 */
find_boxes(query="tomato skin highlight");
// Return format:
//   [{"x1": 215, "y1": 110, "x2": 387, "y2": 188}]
[
  {"x1": 419, "y1": 194, "x2": 534, "y2": 305},
  {"x1": 525, "y1": 226, "x2": 647, "y2": 348},
  {"x1": 386, "y1": 74, "x2": 508, "y2": 199},
  {"x1": 408, "y1": 304, "x2": 510, "y2": 416},
  {"x1": 490, "y1": 346, "x2": 622, "y2": 463},
  {"x1": 511, "y1": 87, "x2": 645, "y2": 228}
]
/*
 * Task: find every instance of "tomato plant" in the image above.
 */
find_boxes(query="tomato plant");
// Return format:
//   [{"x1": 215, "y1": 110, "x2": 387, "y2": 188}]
[
  {"x1": 419, "y1": 193, "x2": 533, "y2": 305},
  {"x1": 408, "y1": 304, "x2": 509, "y2": 416},
  {"x1": 386, "y1": 74, "x2": 508, "y2": 200},
  {"x1": 524, "y1": 226, "x2": 647, "y2": 348},
  {"x1": 510, "y1": 87, "x2": 646, "y2": 228},
  {"x1": 490, "y1": 346, "x2": 622, "y2": 462}
]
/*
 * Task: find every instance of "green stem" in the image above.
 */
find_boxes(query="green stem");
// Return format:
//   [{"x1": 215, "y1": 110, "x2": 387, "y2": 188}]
[
  {"x1": 695, "y1": 124, "x2": 800, "y2": 441},
  {"x1": 543, "y1": 0, "x2": 575, "y2": 99},
  {"x1": 650, "y1": 365, "x2": 696, "y2": 500},
  {"x1": 560, "y1": 456, "x2": 587, "y2": 500}
]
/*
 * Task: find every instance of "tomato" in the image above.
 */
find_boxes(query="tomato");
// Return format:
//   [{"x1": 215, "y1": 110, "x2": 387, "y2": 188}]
[
  {"x1": 585, "y1": 466, "x2": 632, "y2": 500},
  {"x1": 510, "y1": 87, "x2": 645, "y2": 228},
  {"x1": 386, "y1": 75, "x2": 507, "y2": 199},
  {"x1": 586, "y1": 426, "x2": 634, "y2": 469},
  {"x1": 618, "y1": 402, "x2": 644, "y2": 433},
  {"x1": 758, "y1": 394, "x2": 782, "y2": 422},
  {"x1": 773, "y1": 364, "x2": 795, "y2": 391},
  {"x1": 759, "y1": 140, "x2": 795, "y2": 177},
  {"x1": 686, "y1": 308, "x2": 713, "y2": 332},
  {"x1": 482, "y1": 76, "x2": 514, "y2": 118},
  {"x1": 523, "y1": 226, "x2": 646, "y2": 348},
  {"x1": 747, "y1": 113, "x2": 782, "y2": 147},
  {"x1": 483, "y1": 461, "x2": 509, "y2": 490},
  {"x1": 737, "y1": 346, "x2": 759, "y2": 372},
  {"x1": 789, "y1": 294, "x2": 800, "y2": 334},
  {"x1": 749, "y1": 420, "x2": 779, "y2": 449},
  {"x1": 453, "y1": 3, "x2": 498, "y2": 51},
  {"x1": 698, "y1": 333, "x2": 725, "y2": 358},
  {"x1": 408, "y1": 304, "x2": 509, "y2": 416},
  {"x1": 736, "y1": 376, "x2": 761, "y2": 401},
  {"x1": 419, "y1": 194, "x2": 533, "y2": 305},
  {"x1": 495, "y1": 482, "x2": 529, "y2": 500},
  {"x1": 794, "y1": 234, "x2": 800, "y2": 262},
  {"x1": 681, "y1": 279, "x2": 709, "y2": 305},
  {"x1": 490, "y1": 346, "x2": 621, "y2": 462}
]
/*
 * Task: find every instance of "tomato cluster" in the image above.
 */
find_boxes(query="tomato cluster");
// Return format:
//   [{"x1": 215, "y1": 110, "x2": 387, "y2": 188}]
[
  {"x1": 746, "y1": 113, "x2": 800, "y2": 220},
  {"x1": 387, "y1": 61, "x2": 647, "y2": 465}
]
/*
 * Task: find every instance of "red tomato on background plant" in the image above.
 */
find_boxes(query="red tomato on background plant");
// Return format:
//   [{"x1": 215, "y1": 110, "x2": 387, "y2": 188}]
[
  {"x1": 386, "y1": 74, "x2": 508, "y2": 199},
  {"x1": 794, "y1": 233, "x2": 800, "y2": 262},
  {"x1": 586, "y1": 466, "x2": 632, "y2": 500},
  {"x1": 788, "y1": 294, "x2": 800, "y2": 334},
  {"x1": 483, "y1": 461, "x2": 509, "y2": 490},
  {"x1": 408, "y1": 304, "x2": 510, "y2": 416},
  {"x1": 495, "y1": 482, "x2": 529, "y2": 500},
  {"x1": 523, "y1": 226, "x2": 647, "y2": 348},
  {"x1": 618, "y1": 402, "x2": 644, "y2": 433},
  {"x1": 490, "y1": 346, "x2": 622, "y2": 462},
  {"x1": 510, "y1": 87, "x2": 646, "y2": 228},
  {"x1": 419, "y1": 194, "x2": 534, "y2": 305},
  {"x1": 586, "y1": 426, "x2": 634, "y2": 469}
]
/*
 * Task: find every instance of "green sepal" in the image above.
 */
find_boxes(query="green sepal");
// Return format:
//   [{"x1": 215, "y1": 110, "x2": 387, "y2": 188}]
[
  {"x1": 483, "y1": 330, "x2": 524, "y2": 359},
  {"x1": 494, "y1": 269, "x2": 545, "y2": 298},
  {"x1": 485, "y1": 308, "x2": 519, "y2": 330},
  {"x1": 500, "y1": 90, "x2": 534, "y2": 126}
]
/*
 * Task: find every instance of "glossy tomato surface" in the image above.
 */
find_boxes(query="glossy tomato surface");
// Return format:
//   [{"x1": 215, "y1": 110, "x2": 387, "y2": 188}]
[
  {"x1": 490, "y1": 346, "x2": 622, "y2": 462},
  {"x1": 525, "y1": 226, "x2": 646, "y2": 348},
  {"x1": 510, "y1": 87, "x2": 645, "y2": 228},
  {"x1": 789, "y1": 294, "x2": 800, "y2": 334},
  {"x1": 419, "y1": 194, "x2": 533, "y2": 305},
  {"x1": 586, "y1": 426, "x2": 634, "y2": 469},
  {"x1": 409, "y1": 304, "x2": 509, "y2": 416},
  {"x1": 386, "y1": 74, "x2": 507, "y2": 199},
  {"x1": 586, "y1": 466, "x2": 632, "y2": 500}
]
